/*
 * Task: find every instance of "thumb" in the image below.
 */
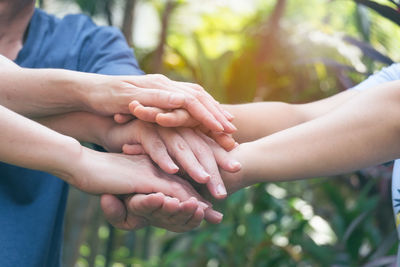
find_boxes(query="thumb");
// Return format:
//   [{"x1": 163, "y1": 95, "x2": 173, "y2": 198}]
[{"x1": 100, "y1": 194, "x2": 128, "y2": 229}]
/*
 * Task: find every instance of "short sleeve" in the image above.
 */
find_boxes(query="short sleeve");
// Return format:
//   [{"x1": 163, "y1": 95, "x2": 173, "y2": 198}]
[
  {"x1": 351, "y1": 63, "x2": 400, "y2": 91},
  {"x1": 78, "y1": 24, "x2": 144, "y2": 76}
]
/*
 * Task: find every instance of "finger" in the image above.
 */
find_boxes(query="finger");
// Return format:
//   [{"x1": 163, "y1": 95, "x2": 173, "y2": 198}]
[
  {"x1": 197, "y1": 130, "x2": 242, "y2": 173},
  {"x1": 114, "y1": 113, "x2": 135, "y2": 124},
  {"x1": 152, "y1": 196, "x2": 180, "y2": 219},
  {"x1": 142, "y1": 81, "x2": 224, "y2": 132},
  {"x1": 125, "y1": 76, "x2": 228, "y2": 133},
  {"x1": 184, "y1": 206, "x2": 205, "y2": 229},
  {"x1": 138, "y1": 124, "x2": 179, "y2": 174},
  {"x1": 168, "y1": 197, "x2": 199, "y2": 225},
  {"x1": 204, "y1": 208, "x2": 224, "y2": 224},
  {"x1": 101, "y1": 194, "x2": 148, "y2": 230},
  {"x1": 156, "y1": 109, "x2": 199, "y2": 128},
  {"x1": 181, "y1": 96, "x2": 225, "y2": 133},
  {"x1": 125, "y1": 192, "x2": 165, "y2": 217},
  {"x1": 129, "y1": 101, "x2": 166, "y2": 123},
  {"x1": 137, "y1": 170, "x2": 212, "y2": 208},
  {"x1": 178, "y1": 128, "x2": 227, "y2": 199},
  {"x1": 129, "y1": 88, "x2": 186, "y2": 109},
  {"x1": 157, "y1": 127, "x2": 210, "y2": 183},
  {"x1": 100, "y1": 194, "x2": 127, "y2": 228},
  {"x1": 180, "y1": 82, "x2": 230, "y2": 120},
  {"x1": 175, "y1": 82, "x2": 237, "y2": 133},
  {"x1": 222, "y1": 109, "x2": 235, "y2": 121},
  {"x1": 122, "y1": 144, "x2": 146, "y2": 155},
  {"x1": 209, "y1": 132, "x2": 236, "y2": 151}
]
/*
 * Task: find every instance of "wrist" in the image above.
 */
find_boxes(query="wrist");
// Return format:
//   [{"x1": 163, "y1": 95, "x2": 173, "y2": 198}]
[
  {"x1": 226, "y1": 142, "x2": 263, "y2": 192},
  {"x1": 80, "y1": 75, "x2": 133, "y2": 116},
  {"x1": 89, "y1": 115, "x2": 115, "y2": 149},
  {"x1": 46, "y1": 135, "x2": 84, "y2": 186},
  {"x1": 25, "y1": 68, "x2": 88, "y2": 112}
]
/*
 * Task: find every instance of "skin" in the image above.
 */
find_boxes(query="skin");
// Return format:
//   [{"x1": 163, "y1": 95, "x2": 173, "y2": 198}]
[
  {"x1": 0, "y1": 0, "x2": 34, "y2": 60},
  {"x1": 37, "y1": 112, "x2": 241, "y2": 230},
  {"x1": 122, "y1": 82, "x2": 400, "y2": 229},
  {"x1": 0, "y1": 0, "x2": 232, "y2": 231},
  {"x1": 0, "y1": 104, "x2": 224, "y2": 229},
  {"x1": 37, "y1": 112, "x2": 242, "y2": 199},
  {"x1": 0, "y1": 56, "x2": 234, "y2": 135}
]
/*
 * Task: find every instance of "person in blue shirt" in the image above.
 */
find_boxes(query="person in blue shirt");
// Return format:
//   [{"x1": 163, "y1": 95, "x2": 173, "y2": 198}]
[{"x1": 0, "y1": 0, "x2": 241, "y2": 266}]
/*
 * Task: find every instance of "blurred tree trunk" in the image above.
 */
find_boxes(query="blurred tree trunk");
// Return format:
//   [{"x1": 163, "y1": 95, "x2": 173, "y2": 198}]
[
  {"x1": 87, "y1": 206, "x2": 103, "y2": 267},
  {"x1": 104, "y1": 225, "x2": 116, "y2": 267},
  {"x1": 63, "y1": 189, "x2": 99, "y2": 267},
  {"x1": 122, "y1": 0, "x2": 137, "y2": 45},
  {"x1": 257, "y1": 0, "x2": 286, "y2": 63},
  {"x1": 104, "y1": 0, "x2": 114, "y2": 26},
  {"x1": 151, "y1": 0, "x2": 178, "y2": 73},
  {"x1": 253, "y1": 0, "x2": 287, "y2": 100},
  {"x1": 38, "y1": 0, "x2": 45, "y2": 9}
]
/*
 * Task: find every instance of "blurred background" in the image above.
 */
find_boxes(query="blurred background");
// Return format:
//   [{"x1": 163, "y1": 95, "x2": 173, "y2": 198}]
[{"x1": 38, "y1": 0, "x2": 400, "y2": 266}]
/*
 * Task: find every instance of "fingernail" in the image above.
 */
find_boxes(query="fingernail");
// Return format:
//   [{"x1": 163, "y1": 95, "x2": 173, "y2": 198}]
[
  {"x1": 215, "y1": 121, "x2": 224, "y2": 132},
  {"x1": 199, "y1": 170, "x2": 211, "y2": 181},
  {"x1": 234, "y1": 142, "x2": 240, "y2": 147},
  {"x1": 216, "y1": 184, "x2": 227, "y2": 196},
  {"x1": 209, "y1": 209, "x2": 223, "y2": 220},
  {"x1": 229, "y1": 160, "x2": 242, "y2": 170},
  {"x1": 199, "y1": 202, "x2": 209, "y2": 209},
  {"x1": 223, "y1": 110, "x2": 234, "y2": 120},
  {"x1": 227, "y1": 121, "x2": 237, "y2": 132},
  {"x1": 169, "y1": 163, "x2": 179, "y2": 172},
  {"x1": 130, "y1": 100, "x2": 139, "y2": 105},
  {"x1": 169, "y1": 93, "x2": 185, "y2": 105}
]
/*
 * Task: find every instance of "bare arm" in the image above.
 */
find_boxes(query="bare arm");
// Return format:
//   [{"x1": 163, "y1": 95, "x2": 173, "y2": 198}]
[
  {"x1": 0, "y1": 55, "x2": 233, "y2": 133},
  {"x1": 37, "y1": 112, "x2": 242, "y2": 198},
  {"x1": 0, "y1": 104, "x2": 218, "y2": 215},
  {"x1": 223, "y1": 89, "x2": 359, "y2": 143},
  {"x1": 0, "y1": 105, "x2": 81, "y2": 179},
  {"x1": 221, "y1": 81, "x2": 400, "y2": 192}
]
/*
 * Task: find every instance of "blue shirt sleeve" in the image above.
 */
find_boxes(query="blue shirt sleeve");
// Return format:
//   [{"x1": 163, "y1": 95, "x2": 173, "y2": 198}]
[
  {"x1": 351, "y1": 63, "x2": 400, "y2": 91},
  {"x1": 78, "y1": 25, "x2": 144, "y2": 75}
]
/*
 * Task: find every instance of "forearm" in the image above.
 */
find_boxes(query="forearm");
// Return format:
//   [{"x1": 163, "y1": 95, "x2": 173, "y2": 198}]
[
  {"x1": 223, "y1": 102, "x2": 308, "y2": 143},
  {"x1": 0, "y1": 64, "x2": 92, "y2": 117},
  {"x1": 36, "y1": 112, "x2": 114, "y2": 147},
  {"x1": 227, "y1": 81, "x2": 400, "y2": 190},
  {"x1": 223, "y1": 90, "x2": 359, "y2": 143},
  {"x1": 0, "y1": 105, "x2": 82, "y2": 183}
]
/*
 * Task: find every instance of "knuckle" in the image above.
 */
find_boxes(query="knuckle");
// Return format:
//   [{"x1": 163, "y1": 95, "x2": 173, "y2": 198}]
[
  {"x1": 194, "y1": 143, "x2": 212, "y2": 155},
  {"x1": 185, "y1": 96, "x2": 198, "y2": 106},
  {"x1": 189, "y1": 83, "x2": 205, "y2": 92},
  {"x1": 170, "y1": 182, "x2": 183, "y2": 193},
  {"x1": 153, "y1": 74, "x2": 168, "y2": 83},
  {"x1": 174, "y1": 140, "x2": 188, "y2": 152},
  {"x1": 151, "y1": 139, "x2": 165, "y2": 151}
]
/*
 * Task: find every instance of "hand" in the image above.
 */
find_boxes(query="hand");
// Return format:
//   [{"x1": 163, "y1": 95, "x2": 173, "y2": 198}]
[
  {"x1": 105, "y1": 134, "x2": 244, "y2": 232},
  {"x1": 84, "y1": 73, "x2": 235, "y2": 134},
  {"x1": 61, "y1": 147, "x2": 210, "y2": 198},
  {"x1": 102, "y1": 119, "x2": 241, "y2": 199},
  {"x1": 101, "y1": 192, "x2": 224, "y2": 232},
  {"x1": 56, "y1": 145, "x2": 223, "y2": 231},
  {"x1": 116, "y1": 101, "x2": 237, "y2": 151}
]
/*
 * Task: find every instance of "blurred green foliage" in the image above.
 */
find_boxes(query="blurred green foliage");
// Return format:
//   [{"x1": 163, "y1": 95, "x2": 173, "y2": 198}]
[{"x1": 53, "y1": 0, "x2": 400, "y2": 266}]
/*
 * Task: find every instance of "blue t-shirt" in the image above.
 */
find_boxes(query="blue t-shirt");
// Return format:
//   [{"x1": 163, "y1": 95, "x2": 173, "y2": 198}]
[{"x1": 0, "y1": 8, "x2": 142, "y2": 267}]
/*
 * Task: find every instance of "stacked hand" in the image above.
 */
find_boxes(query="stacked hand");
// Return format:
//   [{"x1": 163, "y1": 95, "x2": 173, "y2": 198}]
[
  {"x1": 2, "y1": 57, "x2": 243, "y2": 233},
  {"x1": 93, "y1": 116, "x2": 241, "y2": 232},
  {"x1": 84, "y1": 76, "x2": 242, "y2": 232}
]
